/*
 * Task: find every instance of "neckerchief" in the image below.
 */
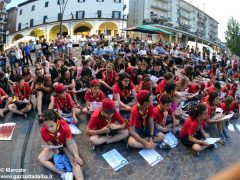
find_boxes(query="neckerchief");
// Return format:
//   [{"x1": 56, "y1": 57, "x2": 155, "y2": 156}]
[
  {"x1": 49, "y1": 121, "x2": 62, "y2": 145},
  {"x1": 138, "y1": 104, "x2": 149, "y2": 131}
]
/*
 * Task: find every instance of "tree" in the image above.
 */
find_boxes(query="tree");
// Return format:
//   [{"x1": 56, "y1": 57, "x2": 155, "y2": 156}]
[{"x1": 225, "y1": 17, "x2": 240, "y2": 56}]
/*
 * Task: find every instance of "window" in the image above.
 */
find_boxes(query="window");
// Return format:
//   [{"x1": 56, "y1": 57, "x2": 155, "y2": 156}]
[
  {"x1": 97, "y1": 10, "x2": 102, "y2": 18},
  {"x1": 45, "y1": 2, "x2": 49, "y2": 7},
  {"x1": 76, "y1": 11, "x2": 85, "y2": 19},
  {"x1": 18, "y1": 23, "x2": 21, "y2": 31},
  {"x1": 32, "y1": 5, "x2": 35, "y2": 11},
  {"x1": 19, "y1": 9, "x2": 23, "y2": 15},
  {"x1": 43, "y1": 16, "x2": 48, "y2": 24},
  {"x1": 112, "y1": 11, "x2": 121, "y2": 19},
  {"x1": 97, "y1": 0, "x2": 104, "y2": 2},
  {"x1": 78, "y1": 0, "x2": 85, "y2": 2},
  {"x1": 114, "y1": 0, "x2": 121, "y2": 2},
  {"x1": 30, "y1": 19, "x2": 34, "y2": 27}
]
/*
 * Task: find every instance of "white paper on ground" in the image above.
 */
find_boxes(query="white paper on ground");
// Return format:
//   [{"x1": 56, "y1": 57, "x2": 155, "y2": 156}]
[
  {"x1": 108, "y1": 94, "x2": 113, "y2": 99},
  {"x1": 150, "y1": 75, "x2": 159, "y2": 84},
  {"x1": 235, "y1": 124, "x2": 240, "y2": 132},
  {"x1": 102, "y1": 149, "x2": 128, "y2": 171},
  {"x1": 204, "y1": 138, "x2": 220, "y2": 145},
  {"x1": 89, "y1": 102, "x2": 102, "y2": 112},
  {"x1": 41, "y1": 144, "x2": 63, "y2": 149},
  {"x1": 139, "y1": 149, "x2": 163, "y2": 167},
  {"x1": 228, "y1": 123, "x2": 235, "y2": 132},
  {"x1": 163, "y1": 132, "x2": 178, "y2": 148},
  {"x1": 69, "y1": 124, "x2": 81, "y2": 135}
]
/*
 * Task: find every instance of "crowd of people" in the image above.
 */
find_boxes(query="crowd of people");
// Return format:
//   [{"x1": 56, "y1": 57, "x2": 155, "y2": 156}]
[{"x1": 0, "y1": 34, "x2": 239, "y2": 180}]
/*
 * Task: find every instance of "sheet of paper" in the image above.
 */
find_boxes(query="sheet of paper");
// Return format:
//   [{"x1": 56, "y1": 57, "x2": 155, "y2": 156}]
[
  {"x1": 163, "y1": 132, "x2": 178, "y2": 148},
  {"x1": 139, "y1": 149, "x2": 163, "y2": 167},
  {"x1": 228, "y1": 123, "x2": 235, "y2": 132},
  {"x1": 69, "y1": 124, "x2": 81, "y2": 135},
  {"x1": 204, "y1": 138, "x2": 220, "y2": 145},
  {"x1": 102, "y1": 149, "x2": 128, "y2": 171},
  {"x1": 235, "y1": 124, "x2": 240, "y2": 132},
  {"x1": 0, "y1": 123, "x2": 16, "y2": 141},
  {"x1": 41, "y1": 144, "x2": 63, "y2": 149},
  {"x1": 221, "y1": 114, "x2": 234, "y2": 121},
  {"x1": 89, "y1": 102, "x2": 102, "y2": 112},
  {"x1": 150, "y1": 75, "x2": 159, "y2": 84}
]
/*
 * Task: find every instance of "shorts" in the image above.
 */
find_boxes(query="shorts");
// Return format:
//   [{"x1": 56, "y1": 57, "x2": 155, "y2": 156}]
[
  {"x1": 180, "y1": 131, "x2": 204, "y2": 147},
  {"x1": 135, "y1": 127, "x2": 159, "y2": 138},
  {"x1": 0, "y1": 100, "x2": 6, "y2": 109},
  {"x1": 15, "y1": 102, "x2": 27, "y2": 110}
]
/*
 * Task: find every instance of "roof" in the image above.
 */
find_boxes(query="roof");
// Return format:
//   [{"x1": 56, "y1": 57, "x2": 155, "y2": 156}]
[{"x1": 18, "y1": 0, "x2": 38, "y2": 7}]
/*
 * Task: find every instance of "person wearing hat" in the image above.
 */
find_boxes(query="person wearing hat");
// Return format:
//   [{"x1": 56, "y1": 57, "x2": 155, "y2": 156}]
[
  {"x1": 8, "y1": 74, "x2": 32, "y2": 118},
  {"x1": 50, "y1": 83, "x2": 81, "y2": 124},
  {"x1": 82, "y1": 79, "x2": 105, "y2": 115},
  {"x1": 86, "y1": 98, "x2": 128, "y2": 147},
  {"x1": 128, "y1": 90, "x2": 168, "y2": 149}
]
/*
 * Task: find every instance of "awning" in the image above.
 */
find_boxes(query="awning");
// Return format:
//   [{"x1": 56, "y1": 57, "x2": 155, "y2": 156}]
[{"x1": 123, "y1": 25, "x2": 173, "y2": 35}]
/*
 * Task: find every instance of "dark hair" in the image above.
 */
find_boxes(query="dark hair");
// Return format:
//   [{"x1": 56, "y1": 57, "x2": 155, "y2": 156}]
[
  {"x1": 22, "y1": 66, "x2": 30, "y2": 76},
  {"x1": 117, "y1": 72, "x2": 131, "y2": 90},
  {"x1": 0, "y1": 71, "x2": 4, "y2": 79},
  {"x1": 43, "y1": 109, "x2": 58, "y2": 122},
  {"x1": 54, "y1": 59, "x2": 61, "y2": 64},
  {"x1": 189, "y1": 103, "x2": 207, "y2": 120},
  {"x1": 164, "y1": 82, "x2": 176, "y2": 94},
  {"x1": 214, "y1": 82, "x2": 221, "y2": 90},
  {"x1": 82, "y1": 59, "x2": 90, "y2": 66},
  {"x1": 15, "y1": 74, "x2": 23, "y2": 82},
  {"x1": 160, "y1": 94, "x2": 173, "y2": 105},
  {"x1": 208, "y1": 91, "x2": 219, "y2": 106},
  {"x1": 81, "y1": 68, "x2": 92, "y2": 76},
  {"x1": 163, "y1": 72, "x2": 174, "y2": 80}
]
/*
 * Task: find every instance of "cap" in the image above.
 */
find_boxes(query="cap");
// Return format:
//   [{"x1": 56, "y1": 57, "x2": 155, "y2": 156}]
[
  {"x1": 55, "y1": 83, "x2": 65, "y2": 93},
  {"x1": 137, "y1": 90, "x2": 150, "y2": 105},
  {"x1": 102, "y1": 98, "x2": 116, "y2": 114},
  {"x1": 126, "y1": 67, "x2": 133, "y2": 74},
  {"x1": 90, "y1": 79, "x2": 100, "y2": 87}
]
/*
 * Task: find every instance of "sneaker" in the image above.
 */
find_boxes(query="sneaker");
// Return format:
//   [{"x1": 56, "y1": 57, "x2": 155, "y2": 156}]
[
  {"x1": 223, "y1": 129, "x2": 230, "y2": 138},
  {"x1": 191, "y1": 150, "x2": 200, "y2": 157},
  {"x1": 219, "y1": 136, "x2": 226, "y2": 145},
  {"x1": 61, "y1": 172, "x2": 73, "y2": 180},
  {"x1": 159, "y1": 142, "x2": 171, "y2": 151},
  {"x1": 206, "y1": 144, "x2": 217, "y2": 150}
]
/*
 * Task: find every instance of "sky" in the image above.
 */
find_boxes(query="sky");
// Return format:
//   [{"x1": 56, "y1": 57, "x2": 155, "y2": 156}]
[{"x1": 7, "y1": 0, "x2": 240, "y2": 42}]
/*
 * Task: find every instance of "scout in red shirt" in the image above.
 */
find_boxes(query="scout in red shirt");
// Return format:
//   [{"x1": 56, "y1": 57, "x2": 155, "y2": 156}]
[
  {"x1": 86, "y1": 98, "x2": 128, "y2": 147},
  {"x1": 49, "y1": 84, "x2": 81, "y2": 124},
  {"x1": 0, "y1": 87, "x2": 12, "y2": 118},
  {"x1": 205, "y1": 91, "x2": 226, "y2": 144},
  {"x1": 112, "y1": 72, "x2": 137, "y2": 111},
  {"x1": 8, "y1": 74, "x2": 32, "y2": 118},
  {"x1": 128, "y1": 90, "x2": 169, "y2": 150},
  {"x1": 102, "y1": 63, "x2": 117, "y2": 87},
  {"x1": 82, "y1": 79, "x2": 105, "y2": 115},
  {"x1": 136, "y1": 74, "x2": 153, "y2": 93},
  {"x1": 38, "y1": 110, "x2": 84, "y2": 180},
  {"x1": 180, "y1": 103, "x2": 215, "y2": 156},
  {"x1": 155, "y1": 72, "x2": 174, "y2": 95},
  {"x1": 153, "y1": 94, "x2": 179, "y2": 134}
]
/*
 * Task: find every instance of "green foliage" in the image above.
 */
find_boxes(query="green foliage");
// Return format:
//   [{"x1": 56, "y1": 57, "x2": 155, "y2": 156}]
[{"x1": 225, "y1": 17, "x2": 240, "y2": 56}]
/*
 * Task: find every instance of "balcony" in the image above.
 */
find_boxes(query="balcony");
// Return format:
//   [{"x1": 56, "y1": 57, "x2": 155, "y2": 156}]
[
  {"x1": 150, "y1": 12, "x2": 169, "y2": 21},
  {"x1": 180, "y1": 6, "x2": 191, "y2": 13},
  {"x1": 197, "y1": 21, "x2": 206, "y2": 27},
  {"x1": 180, "y1": 12, "x2": 190, "y2": 20},
  {"x1": 150, "y1": 1, "x2": 168, "y2": 11}
]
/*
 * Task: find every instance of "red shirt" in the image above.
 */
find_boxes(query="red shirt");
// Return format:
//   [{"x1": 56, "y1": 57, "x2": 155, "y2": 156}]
[
  {"x1": 129, "y1": 104, "x2": 154, "y2": 129},
  {"x1": 152, "y1": 105, "x2": 173, "y2": 126},
  {"x1": 207, "y1": 86, "x2": 215, "y2": 94},
  {"x1": 180, "y1": 117, "x2": 204, "y2": 138},
  {"x1": 88, "y1": 108, "x2": 124, "y2": 130},
  {"x1": 41, "y1": 120, "x2": 72, "y2": 146},
  {"x1": 13, "y1": 82, "x2": 32, "y2": 100},
  {"x1": 155, "y1": 80, "x2": 166, "y2": 95},
  {"x1": 102, "y1": 70, "x2": 117, "y2": 86},
  {"x1": 219, "y1": 102, "x2": 227, "y2": 113},
  {"x1": 84, "y1": 89, "x2": 105, "y2": 102},
  {"x1": 188, "y1": 83, "x2": 198, "y2": 93},
  {"x1": 53, "y1": 93, "x2": 74, "y2": 111},
  {"x1": 136, "y1": 81, "x2": 152, "y2": 93},
  {"x1": 0, "y1": 87, "x2": 7, "y2": 104},
  {"x1": 207, "y1": 81, "x2": 212, "y2": 88},
  {"x1": 201, "y1": 95, "x2": 209, "y2": 103},
  {"x1": 112, "y1": 83, "x2": 135, "y2": 100},
  {"x1": 205, "y1": 102, "x2": 216, "y2": 118}
]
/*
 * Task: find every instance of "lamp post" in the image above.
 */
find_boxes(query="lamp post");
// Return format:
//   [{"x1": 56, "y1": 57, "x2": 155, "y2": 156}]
[{"x1": 58, "y1": 0, "x2": 69, "y2": 37}]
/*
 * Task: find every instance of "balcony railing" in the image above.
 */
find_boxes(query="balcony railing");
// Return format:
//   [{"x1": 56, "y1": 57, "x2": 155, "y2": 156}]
[
  {"x1": 150, "y1": 1, "x2": 168, "y2": 11},
  {"x1": 180, "y1": 12, "x2": 190, "y2": 20}
]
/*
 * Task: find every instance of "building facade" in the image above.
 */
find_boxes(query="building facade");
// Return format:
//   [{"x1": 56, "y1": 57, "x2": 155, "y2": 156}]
[
  {"x1": 0, "y1": 0, "x2": 11, "y2": 49},
  {"x1": 6, "y1": 6, "x2": 17, "y2": 34},
  {"x1": 128, "y1": 0, "x2": 220, "y2": 46},
  {"x1": 6, "y1": 0, "x2": 127, "y2": 44}
]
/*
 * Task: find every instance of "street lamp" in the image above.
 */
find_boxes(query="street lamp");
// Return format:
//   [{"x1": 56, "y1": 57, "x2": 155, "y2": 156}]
[{"x1": 58, "y1": 0, "x2": 69, "y2": 37}]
